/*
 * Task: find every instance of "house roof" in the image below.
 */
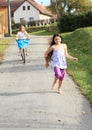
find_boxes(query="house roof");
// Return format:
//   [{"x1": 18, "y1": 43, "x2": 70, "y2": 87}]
[
  {"x1": 0, "y1": 0, "x2": 7, "y2": 7},
  {"x1": 10, "y1": 0, "x2": 53, "y2": 17}
]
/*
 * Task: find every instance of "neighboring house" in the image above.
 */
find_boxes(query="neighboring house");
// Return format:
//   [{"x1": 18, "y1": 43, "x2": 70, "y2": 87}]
[
  {"x1": 0, "y1": 0, "x2": 8, "y2": 37},
  {"x1": 10, "y1": 0, "x2": 53, "y2": 24}
]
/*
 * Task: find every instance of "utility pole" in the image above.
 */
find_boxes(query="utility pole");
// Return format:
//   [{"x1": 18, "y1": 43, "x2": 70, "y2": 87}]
[{"x1": 7, "y1": 0, "x2": 12, "y2": 36}]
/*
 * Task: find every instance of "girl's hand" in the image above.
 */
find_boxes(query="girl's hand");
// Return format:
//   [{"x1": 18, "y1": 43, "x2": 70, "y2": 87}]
[
  {"x1": 45, "y1": 62, "x2": 49, "y2": 68},
  {"x1": 73, "y1": 57, "x2": 78, "y2": 61}
]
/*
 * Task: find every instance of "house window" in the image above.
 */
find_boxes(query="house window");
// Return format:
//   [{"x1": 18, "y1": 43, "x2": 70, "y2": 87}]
[
  {"x1": 20, "y1": 18, "x2": 25, "y2": 22},
  {"x1": 23, "y1": 6, "x2": 25, "y2": 10},
  {"x1": 29, "y1": 17, "x2": 34, "y2": 21},
  {"x1": 27, "y1": 6, "x2": 30, "y2": 10}
]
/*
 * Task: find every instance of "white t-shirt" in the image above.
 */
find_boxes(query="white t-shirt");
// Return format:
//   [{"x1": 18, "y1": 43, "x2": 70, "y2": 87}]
[{"x1": 17, "y1": 31, "x2": 27, "y2": 39}]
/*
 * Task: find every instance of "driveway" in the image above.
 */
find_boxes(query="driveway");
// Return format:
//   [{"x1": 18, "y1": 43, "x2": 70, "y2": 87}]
[{"x1": 0, "y1": 35, "x2": 92, "y2": 130}]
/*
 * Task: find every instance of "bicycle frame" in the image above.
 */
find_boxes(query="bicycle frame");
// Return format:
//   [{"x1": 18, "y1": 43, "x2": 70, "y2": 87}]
[{"x1": 16, "y1": 39, "x2": 30, "y2": 63}]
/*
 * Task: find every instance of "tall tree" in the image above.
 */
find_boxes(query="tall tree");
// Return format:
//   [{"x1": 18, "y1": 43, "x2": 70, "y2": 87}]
[{"x1": 49, "y1": 0, "x2": 92, "y2": 16}]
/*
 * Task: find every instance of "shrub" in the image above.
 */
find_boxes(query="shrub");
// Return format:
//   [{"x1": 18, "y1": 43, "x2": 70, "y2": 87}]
[{"x1": 58, "y1": 12, "x2": 92, "y2": 33}]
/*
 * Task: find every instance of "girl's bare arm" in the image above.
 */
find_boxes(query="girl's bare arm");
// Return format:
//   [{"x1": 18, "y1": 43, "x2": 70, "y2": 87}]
[
  {"x1": 24, "y1": 31, "x2": 30, "y2": 39},
  {"x1": 44, "y1": 46, "x2": 54, "y2": 58},
  {"x1": 44, "y1": 46, "x2": 54, "y2": 67},
  {"x1": 64, "y1": 44, "x2": 78, "y2": 61}
]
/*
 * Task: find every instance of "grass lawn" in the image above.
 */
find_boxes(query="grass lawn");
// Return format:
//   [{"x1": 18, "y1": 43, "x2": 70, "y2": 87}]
[
  {"x1": 31, "y1": 30, "x2": 59, "y2": 36},
  {"x1": 31, "y1": 30, "x2": 52, "y2": 35},
  {"x1": 62, "y1": 27, "x2": 92, "y2": 104},
  {"x1": 31, "y1": 27, "x2": 92, "y2": 104},
  {"x1": 0, "y1": 37, "x2": 14, "y2": 62}
]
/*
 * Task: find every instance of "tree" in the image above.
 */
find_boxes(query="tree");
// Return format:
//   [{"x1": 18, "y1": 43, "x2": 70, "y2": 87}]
[
  {"x1": 49, "y1": 0, "x2": 62, "y2": 16},
  {"x1": 49, "y1": 0, "x2": 92, "y2": 17}
]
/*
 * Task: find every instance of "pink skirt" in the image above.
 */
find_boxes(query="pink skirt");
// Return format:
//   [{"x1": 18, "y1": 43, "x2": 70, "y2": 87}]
[{"x1": 54, "y1": 66, "x2": 66, "y2": 80}]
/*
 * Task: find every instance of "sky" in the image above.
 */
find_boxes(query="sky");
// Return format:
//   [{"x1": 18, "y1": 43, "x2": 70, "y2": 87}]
[{"x1": 35, "y1": 0, "x2": 50, "y2": 6}]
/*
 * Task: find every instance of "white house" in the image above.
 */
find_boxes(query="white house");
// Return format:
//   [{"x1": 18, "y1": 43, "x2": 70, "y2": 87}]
[{"x1": 10, "y1": 0, "x2": 53, "y2": 24}]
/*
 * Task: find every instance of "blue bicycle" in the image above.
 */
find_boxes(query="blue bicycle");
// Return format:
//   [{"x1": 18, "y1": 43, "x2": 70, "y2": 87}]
[{"x1": 16, "y1": 39, "x2": 30, "y2": 63}]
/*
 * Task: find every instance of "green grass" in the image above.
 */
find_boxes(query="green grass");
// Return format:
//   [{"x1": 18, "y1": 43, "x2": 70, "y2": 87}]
[
  {"x1": 31, "y1": 30, "x2": 59, "y2": 36},
  {"x1": 31, "y1": 22, "x2": 59, "y2": 35},
  {"x1": 0, "y1": 38, "x2": 14, "y2": 61},
  {"x1": 62, "y1": 27, "x2": 92, "y2": 103},
  {"x1": 31, "y1": 30, "x2": 52, "y2": 35}
]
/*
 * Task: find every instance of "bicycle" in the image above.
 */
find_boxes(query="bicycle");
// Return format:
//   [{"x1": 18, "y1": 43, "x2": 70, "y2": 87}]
[{"x1": 16, "y1": 39, "x2": 30, "y2": 63}]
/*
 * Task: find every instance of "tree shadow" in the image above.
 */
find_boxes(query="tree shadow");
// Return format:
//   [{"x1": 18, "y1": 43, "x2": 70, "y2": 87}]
[{"x1": 0, "y1": 90, "x2": 57, "y2": 97}]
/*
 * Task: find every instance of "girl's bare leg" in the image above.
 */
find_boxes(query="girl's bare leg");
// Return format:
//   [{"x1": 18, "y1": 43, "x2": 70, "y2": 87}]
[
  {"x1": 58, "y1": 80, "x2": 63, "y2": 94},
  {"x1": 52, "y1": 77, "x2": 58, "y2": 90},
  {"x1": 25, "y1": 48, "x2": 28, "y2": 56},
  {"x1": 19, "y1": 48, "x2": 22, "y2": 55}
]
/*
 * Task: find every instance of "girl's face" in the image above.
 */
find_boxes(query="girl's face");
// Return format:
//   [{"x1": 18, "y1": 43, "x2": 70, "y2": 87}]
[
  {"x1": 20, "y1": 26, "x2": 25, "y2": 32},
  {"x1": 54, "y1": 36, "x2": 61, "y2": 44}
]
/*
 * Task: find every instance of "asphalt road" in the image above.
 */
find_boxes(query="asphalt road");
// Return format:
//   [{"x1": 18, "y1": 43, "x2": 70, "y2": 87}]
[{"x1": 0, "y1": 35, "x2": 92, "y2": 130}]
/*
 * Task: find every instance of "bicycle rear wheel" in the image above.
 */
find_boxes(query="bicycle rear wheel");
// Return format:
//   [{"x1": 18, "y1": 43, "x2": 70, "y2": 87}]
[{"x1": 21, "y1": 48, "x2": 26, "y2": 63}]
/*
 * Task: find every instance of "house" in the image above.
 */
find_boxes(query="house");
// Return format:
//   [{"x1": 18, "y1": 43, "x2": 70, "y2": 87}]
[
  {"x1": 0, "y1": 0, "x2": 8, "y2": 37},
  {"x1": 10, "y1": 0, "x2": 53, "y2": 25}
]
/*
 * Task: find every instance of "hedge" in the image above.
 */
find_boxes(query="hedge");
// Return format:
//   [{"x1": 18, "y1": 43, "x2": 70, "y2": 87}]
[{"x1": 58, "y1": 12, "x2": 92, "y2": 33}]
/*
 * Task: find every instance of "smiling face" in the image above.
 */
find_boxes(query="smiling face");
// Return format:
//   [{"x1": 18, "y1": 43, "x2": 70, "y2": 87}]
[{"x1": 54, "y1": 36, "x2": 61, "y2": 44}]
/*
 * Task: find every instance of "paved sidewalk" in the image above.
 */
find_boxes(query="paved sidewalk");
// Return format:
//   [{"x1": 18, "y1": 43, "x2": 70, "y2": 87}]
[{"x1": 0, "y1": 35, "x2": 92, "y2": 130}]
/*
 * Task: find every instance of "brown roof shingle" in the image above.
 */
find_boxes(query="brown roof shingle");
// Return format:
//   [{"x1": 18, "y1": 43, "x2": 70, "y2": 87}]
[
  {"x1": 10, "y1": 0, "x2": 24, "y2": 13},
  {"x1": 10, "y1": 0, "x2": 53, "y2": 17},
  {"x1": 0, "y1": 0, "x2": 8, "y2": 7}
]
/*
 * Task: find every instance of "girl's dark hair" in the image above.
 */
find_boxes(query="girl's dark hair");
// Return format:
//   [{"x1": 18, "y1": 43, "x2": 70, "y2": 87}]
[
  {"x1": 47, "y1": 34, "x2": 63, "y2": 62},
  {"x1": 19, "y1": 25, "x2": 25, "y2": 31}
]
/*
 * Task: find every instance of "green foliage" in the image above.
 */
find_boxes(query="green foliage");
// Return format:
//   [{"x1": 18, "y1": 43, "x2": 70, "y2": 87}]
[
  {"x1": 12, "y1": 23, "x2": 58, "y2": 34},
  {"x1": 58, "y1": 12, "x2": 92, "y2": 32},
  {"x1": 12, "y1": 26, "x2": 47, "y2": 34},
  {"x1": 49, "y1": 0, "x2": 92, "y2": 15},
  {"x1": 58, "y1": 14, "x2": 76, "y2": 32},
  {"x1": 12, "y1": 22, "x2": 25, "y2": 30},
  {"x1": 31, "y1": 29, "x2": 59, "y2": 36},
  {"x1": 0, "y1": 38, "x2": 14, "y2": 61}
]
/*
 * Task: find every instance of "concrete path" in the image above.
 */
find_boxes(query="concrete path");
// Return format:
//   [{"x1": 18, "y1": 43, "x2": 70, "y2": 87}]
[{"x1": 0, "y1": 35, "x2": 92, "y2": 130}]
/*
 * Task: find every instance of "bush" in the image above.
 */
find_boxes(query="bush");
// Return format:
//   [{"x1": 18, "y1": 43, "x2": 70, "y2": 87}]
[
  {"x1": 12, "y1": 23, "x2": 58, "y2": 34},
  {"x1": 12, "y1": 22, "x2": 27, "y2": 30},
  {"x1": 58, "y1": 14, "x2": 76, "y2": 32},
  {"x1": 58, "y1": 12, "x2": 92, "y2": 33},
  {"x1": 12, "y1": 26, "x2": 48, "y2": 34}
]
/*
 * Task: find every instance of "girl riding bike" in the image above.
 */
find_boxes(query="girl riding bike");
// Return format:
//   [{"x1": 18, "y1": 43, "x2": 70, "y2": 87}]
[{"x1": 16, "y1": 25, "x2": 30, "y2": 56}]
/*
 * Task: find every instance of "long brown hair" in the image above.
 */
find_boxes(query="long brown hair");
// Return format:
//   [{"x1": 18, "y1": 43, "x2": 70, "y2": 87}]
[{"x1": 47, "y1": 34, "x2": 63, "y2": 62}]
